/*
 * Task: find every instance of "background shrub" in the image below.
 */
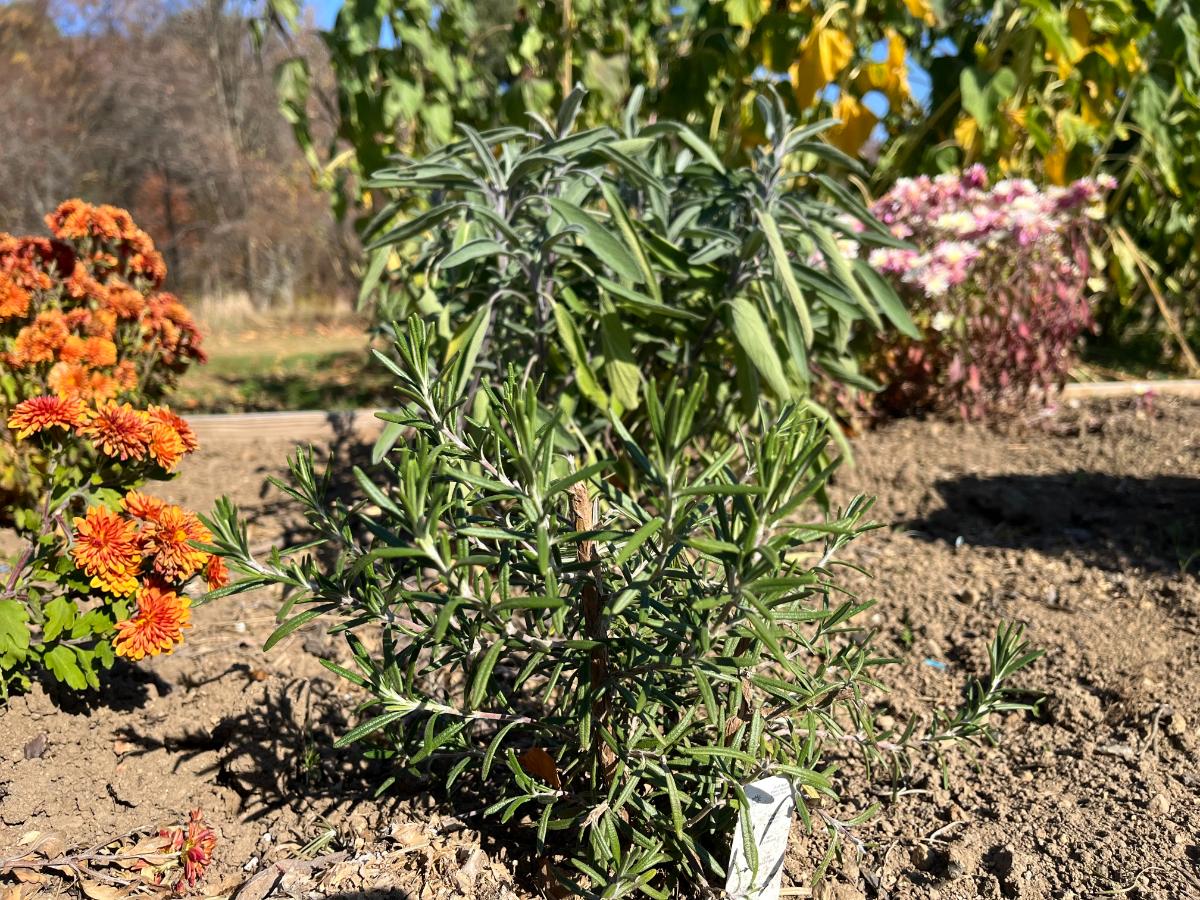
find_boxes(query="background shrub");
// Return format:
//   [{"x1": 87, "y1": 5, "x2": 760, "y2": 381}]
[
  {"x1": 266, "y1": 0, "x2": 1200, "y2": 376},
  {"x1": 362, "y1": 90, "x2": 917, "y2": 449},
  {"x1": 858, "y1": 167, "x2": 1112, "y2": 420},
  {"x1": 206, "y1": 318, "x2": 1039, "y2": 895}
]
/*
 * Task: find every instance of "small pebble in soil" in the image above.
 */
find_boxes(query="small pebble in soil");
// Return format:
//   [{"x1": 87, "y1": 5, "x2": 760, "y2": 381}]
[{"x1": 1148, "y1": 793, "x2": 1171, "y2": 815}]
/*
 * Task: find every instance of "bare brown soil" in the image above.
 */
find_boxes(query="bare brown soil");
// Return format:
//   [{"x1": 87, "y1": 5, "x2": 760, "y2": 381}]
[{"x1": 1, "y1": 398, "x2": 1197, "y2": 900}]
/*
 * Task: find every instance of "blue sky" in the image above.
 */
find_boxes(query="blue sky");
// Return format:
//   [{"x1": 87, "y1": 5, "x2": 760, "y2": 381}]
[{"x1": 309, "y1": 0, "x2": 341, "y2": 28}]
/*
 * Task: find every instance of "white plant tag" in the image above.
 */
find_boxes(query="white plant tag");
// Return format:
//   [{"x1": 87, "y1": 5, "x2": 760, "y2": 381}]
[{"x1": 725, "y1": 775, "x2": 795, "y2": 900}]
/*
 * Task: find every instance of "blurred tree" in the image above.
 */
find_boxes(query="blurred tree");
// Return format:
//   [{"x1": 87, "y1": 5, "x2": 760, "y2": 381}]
[{"x1": 0, "y1": 0, "x2": 351, "y2": 310}]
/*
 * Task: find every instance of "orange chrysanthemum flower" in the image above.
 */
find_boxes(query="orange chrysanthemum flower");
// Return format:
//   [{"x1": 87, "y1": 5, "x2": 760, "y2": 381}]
[
  {"x1": 57, "y1": 334, "x2": 89, "y2": 365},
  {"x1": 64, "y1": 265, "x2": 106, "y2": 301},
  {"x1": 147, "y1": 405, "x2": 198, "y2": 453},
  {"x1": 204, "y1": 554, "x2": 229, "y2": 591},
  {"x1": 128, "y1": 249, "x2": 167, "y2": 286},
  {"x1": 0, "y1": 274, "x2": 30, "y2": 320},
  {"x1": 123, "y1": 490, "x2": 167, "y2": 521},
  {"x1": 87, "y1": 308, "x2": 117, "y2": 339},
  {"x1": 10, "y1": 310, "x2": 70, "y2": 366},
  {"x1": 105, "y1": 282, "x2": 145, "y2": 319},
  {"x1": 148, "y1": 422, "x2": 185, "y2": 471},
  {"x1": 84, "y1": 336, "x2": 117, "y2": 368},
  {"x1": 6, "y1": 395, "x2": 87, "y2": 439},
  {"x1": 86, "y1": 372, "x2": 121, "y2": 404},
  {"x1": 78, "y1": 402, "x2": 150, "y2": 460},
  {"x1": 141, "y1": 504, "x2": 211, "y2": 582},
  {"x1": 112, "y1": 360, "x2": 139, "y2": 392},
  {"x1": 112, "y1": 583, "x2": 191, "y2": 660},
  {"x1": 71, "y1": 505, "x2": 142, "y2": 596},
  {"x1": 48, "y1": 361, "x2": 90, "y2": 398}
]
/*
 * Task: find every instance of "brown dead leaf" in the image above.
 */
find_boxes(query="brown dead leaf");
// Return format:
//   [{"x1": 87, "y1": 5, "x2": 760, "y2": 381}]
[
  {"x1": 1, "y1": 883, "x2": 22, "y2": 900},
  {"x1": 78, "y1": 880, "x2": 128, "y2": 900},
  {"x1": 10, "y1": 869, "x2": 49, "y2": 886},
  {"x1": 15, "y1": 832, "x2": 66, "y2": 859},
  {"x1": 388, "y1": 822, "x2": 427, "y2": 849},
  {"x1": 518, "y1": 747, "x2": 561, "y2": 789},
  {"x1": 109, "y1": 836, "x2": 170, "y2": 871}
]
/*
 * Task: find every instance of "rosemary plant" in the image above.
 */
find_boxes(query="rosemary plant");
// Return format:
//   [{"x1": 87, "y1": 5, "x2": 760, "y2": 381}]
[{"x1": 203, "y1": 317, "x2": 1038, "y2": 896}]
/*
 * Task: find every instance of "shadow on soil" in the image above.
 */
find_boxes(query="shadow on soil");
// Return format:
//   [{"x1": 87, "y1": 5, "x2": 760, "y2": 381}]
[
  {"x1": 38, "y1": 661, "x2": 173, "y2": 713},
  {"x1": 912, "y1": 472, "x2": 1200, "y2": 574},
  {"x1": 112, "y1": 672, "x2": 390, "y2": 821}
]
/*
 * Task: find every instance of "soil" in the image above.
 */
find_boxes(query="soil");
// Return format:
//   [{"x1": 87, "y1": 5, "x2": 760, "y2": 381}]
[{"x1": 1, "y1": 397, "x2": 1198, "y2": 900}]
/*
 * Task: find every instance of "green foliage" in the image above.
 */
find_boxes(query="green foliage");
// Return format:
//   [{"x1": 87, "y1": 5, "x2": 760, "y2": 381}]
[
  {"x1": 1, "y1": 493, "x2": 125, "y2": 698},
  {"x1": 264, "y1": 0, "x2": 1200, "y2": 375},
  {"x1": 205, "y1": 316, "x2": 1040, "y2": 894},
  {"x1": 363, "y1": 89, "x2": 912, "y2": 444},
  {"x1": 262, "y1": 0, "x2": 926, "y2": 224}
]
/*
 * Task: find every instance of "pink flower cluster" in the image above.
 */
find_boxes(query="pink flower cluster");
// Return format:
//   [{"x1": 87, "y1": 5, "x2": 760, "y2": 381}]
[
  {"x1": 861, "y1": 166, "x2": 1114, "y2": 420},
  {"x1": 867, "y1": 165, "x2": 1113, "y2": 300}
]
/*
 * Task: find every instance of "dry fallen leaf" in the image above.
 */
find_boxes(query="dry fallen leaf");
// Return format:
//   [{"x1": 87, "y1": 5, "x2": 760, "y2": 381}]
[
  {"x1": 518, "y1": 747, "x2": 561, "y2": 790},
  {"x1": 388, "y1": 822, "x2": 427, "y2": 849},
  {"x1": 78, "y1": 879, "x2": 128, "y2": 900},
  {"x1": 15, "y1": 832, "x2": 66, "y2": 859},
  {"x1": 10, "y1": 869, "x2": 49, "y2": 886}
]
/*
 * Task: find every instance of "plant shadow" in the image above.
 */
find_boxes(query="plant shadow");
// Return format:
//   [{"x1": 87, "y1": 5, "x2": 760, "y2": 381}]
[
  {"x1": 910, "y1": 472, "x2": 1200, "y2": 575},
  {"x1": 112, "y1": 674, "x2": 392, "y2": 822},
  {"x1": 38, "y1": 659, "x2": 173, "y2": 714}
]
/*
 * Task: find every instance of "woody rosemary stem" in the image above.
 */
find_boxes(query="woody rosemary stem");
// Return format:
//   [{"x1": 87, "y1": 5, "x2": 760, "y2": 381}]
[{"x1": 570, "y1": 481, "x2": 616, "y2": 786}]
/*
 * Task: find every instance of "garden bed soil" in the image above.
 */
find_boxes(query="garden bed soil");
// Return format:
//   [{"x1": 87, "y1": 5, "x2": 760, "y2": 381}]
[{"x1": 1, "y1": 397, "x2": 1197, "y2": 900}]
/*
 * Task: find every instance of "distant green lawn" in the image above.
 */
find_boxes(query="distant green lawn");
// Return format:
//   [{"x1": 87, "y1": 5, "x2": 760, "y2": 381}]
[{"x1": 176, "y1": 328, "x2": 392, "y2": 413}]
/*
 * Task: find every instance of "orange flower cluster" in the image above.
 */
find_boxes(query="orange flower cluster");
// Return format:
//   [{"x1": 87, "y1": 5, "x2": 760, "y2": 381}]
[
  {"x1": 8, "y1": 396, "x2": 198, "y2": 471},
  {"x1": 45, "y1": 199, "x2": 168, "y2": 286},
  {"x1": 1, "y1": 200, "x2": 204, "y2": 412},
  {"x1": 70, "y1": 492, "x2": 229, "y2": 659}
]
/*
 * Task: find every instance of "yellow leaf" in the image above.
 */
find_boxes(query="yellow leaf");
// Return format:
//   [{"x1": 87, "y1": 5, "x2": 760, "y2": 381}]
[
  {"x1": 903, "y1": 0, "x2": 937, "y2": 25},
  {"x1": 789, "y1": 24, "x2": 854, "y2": 108},
  {"x1": 828, "y1": 94, "x2": 877, "y2": 155},
  {"x1": 953, "y1": 114, "x2": 980, "y2": 156},
  {"x1": 1044, "y1": 139, "x2": 1068, "y2": 185}
]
